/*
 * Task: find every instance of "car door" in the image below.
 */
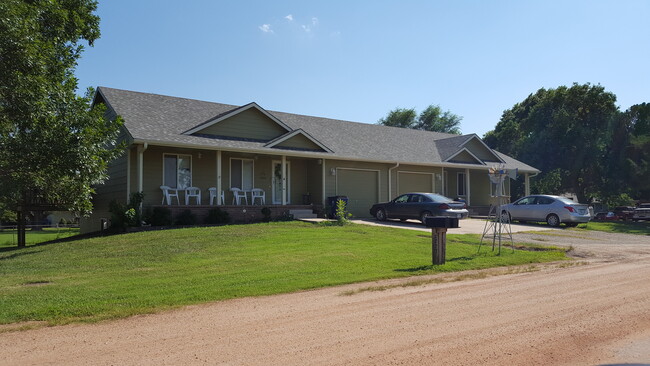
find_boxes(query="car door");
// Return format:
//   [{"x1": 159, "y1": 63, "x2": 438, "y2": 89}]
[
  {"x1": 533, "y1": 196, "x2": 554, "y2": 221},
  {"x1": 386, "y1": 194, "x2": 410, "y2": 219},
  {"x1": 509, "y1": 196, "x2": 538, "y2": 220}
]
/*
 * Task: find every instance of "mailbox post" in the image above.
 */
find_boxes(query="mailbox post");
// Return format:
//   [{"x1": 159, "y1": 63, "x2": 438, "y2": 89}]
[{"x1": 424, "y1": 217, "x2": 460, "y2": 265}]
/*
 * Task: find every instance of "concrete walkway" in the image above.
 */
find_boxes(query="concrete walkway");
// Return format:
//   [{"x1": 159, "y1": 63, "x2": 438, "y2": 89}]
[{"x1": 302, "y1": 217, "x2": 560, "y2": 235}]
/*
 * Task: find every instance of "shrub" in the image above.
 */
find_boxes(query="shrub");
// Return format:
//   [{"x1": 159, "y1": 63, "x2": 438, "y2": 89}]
[
  {"x1": 175, "y1": 209, "x2": 197, "y2": 226},
  {"x1": 150, "y1": 207, "x2": 172, "y2": 226},
  {"x1": 108, "y1": 192, "x2": 145, "y2": 232},
  {"x1": 334, "y1": 199, "x2": 352, "y2": 225},
  {"x1": 205, "y1": 208, "x2": 230, "y2": 225},
  {"x1": 261, "y1": 207, "x2": 272, "y2": 222}
]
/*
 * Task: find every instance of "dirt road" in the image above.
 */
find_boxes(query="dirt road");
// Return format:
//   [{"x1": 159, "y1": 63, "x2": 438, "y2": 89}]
[{"x1": 2, "y1": 230, "x2": 650, "y2": 365}]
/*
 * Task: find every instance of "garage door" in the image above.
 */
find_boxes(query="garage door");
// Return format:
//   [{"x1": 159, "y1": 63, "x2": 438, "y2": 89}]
[
  {"x1": 337, "y1": 169, "x2": 379, "y2": 218},
  {"x1": 398, "y1": 172, "x2": 433, "y2": 196}
]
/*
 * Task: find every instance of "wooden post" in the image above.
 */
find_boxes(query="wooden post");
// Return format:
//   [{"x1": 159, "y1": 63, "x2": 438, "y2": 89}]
[{"x1": 432, "y1": 227, "x2": 447, "y2": 265}]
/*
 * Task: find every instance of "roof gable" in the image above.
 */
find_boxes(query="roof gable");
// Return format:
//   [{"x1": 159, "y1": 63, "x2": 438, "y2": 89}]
[
  {"x1": 264, "y1": 129, "x2": 333, "y2": 153},
  {"x1": 446, "y1": 148, "x2": 485, "y2": 165},
  {"x1": 184, "y1": 102, "x2": 290, "y2": 140},
  {"x1": 459, "y1": 135, "x2": 504, "y2": 163}
]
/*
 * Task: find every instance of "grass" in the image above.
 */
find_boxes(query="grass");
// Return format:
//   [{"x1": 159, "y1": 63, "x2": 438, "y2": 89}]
[
  {"x1": 0, "y1": 227, "x2": 80, "y2": 248},
  {"x1": 0, "y1": 222, "x2": 567, "y2": 328},
  {"x1": 576, "y1": 220, "x2": 650, "y2": 235}
]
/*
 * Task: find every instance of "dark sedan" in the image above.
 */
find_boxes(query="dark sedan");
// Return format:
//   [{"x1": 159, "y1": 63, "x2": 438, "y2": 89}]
[{"x1": 369, "y1": 193, "x2": 469, "y2": 224}]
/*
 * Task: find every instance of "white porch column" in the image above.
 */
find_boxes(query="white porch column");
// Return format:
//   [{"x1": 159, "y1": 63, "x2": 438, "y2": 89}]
[
  {"x1": 525, "y1": 173, "x2": 530, "y2": 197},
  {"x1": 321, "y1": 159, "x2": 326, "y2": 206},
  {"x1": 281, "y1": 155, "x2": 287, "y2": 205},
  {"x1": 216, "y1": 150, "x2": 222, "y2": 206},
  {"x1": 137, "y1": 143, "x2": 148, "y2": 193},
  {"x1": 441, "y1": 167, "x2": 445, "y2": 196},
  {"x1": 126, "y1": 147, "x2": 131, "y2": 201},
  {"x1": 465, "y1": 168, "x2": 471, "y2": 207}
]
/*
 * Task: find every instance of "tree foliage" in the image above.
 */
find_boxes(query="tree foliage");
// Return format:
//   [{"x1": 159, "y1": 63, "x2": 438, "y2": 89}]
[
  {"x1": 378, "y1": 105, "x2": 462, "y2": 134},
  {"x1": 484, "y1": 83, "x2": 650, "y2": 203},
  {"x1": 0, "y1": 1, "x2": 123, "y2": 225}
]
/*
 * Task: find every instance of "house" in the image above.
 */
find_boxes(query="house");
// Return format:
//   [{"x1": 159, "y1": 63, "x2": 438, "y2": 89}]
[{"x1": 80, "y1": 87, "x2": 539, "y2": 232}]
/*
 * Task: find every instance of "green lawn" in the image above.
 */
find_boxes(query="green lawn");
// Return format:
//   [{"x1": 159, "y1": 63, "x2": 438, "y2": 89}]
[
  {"x1": 0, "y1": 227, "x2": 80, "y2": 248},
  {"x1": 577, "y1": 220, "x2": 650, "y2": 235},
  {"x1": 0, "y1": 222, "x2": 567, "y2": 327}
]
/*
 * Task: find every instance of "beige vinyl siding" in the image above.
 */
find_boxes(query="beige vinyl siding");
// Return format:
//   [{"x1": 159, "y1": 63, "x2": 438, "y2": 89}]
[
  {"x1": 449, "y1": 150, "x2": 481, "y2": 164},
  {"x1": 463, "y1": 138, "x2": 500, "y2": 161},
  {"x1": 274, "y1": 134, "x2": 324, "y2": 151},
  {"x1": 470, "y1": 170, "x2": 492, "y2": 206},
  {"x1": 194, "y1": 108, "x2": 287, "y2": 141}
]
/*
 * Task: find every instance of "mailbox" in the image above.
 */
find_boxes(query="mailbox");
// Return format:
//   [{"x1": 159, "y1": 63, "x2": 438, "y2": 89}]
[{"x1": 424, "y1": 217, "x2": 459, "y2": 229}]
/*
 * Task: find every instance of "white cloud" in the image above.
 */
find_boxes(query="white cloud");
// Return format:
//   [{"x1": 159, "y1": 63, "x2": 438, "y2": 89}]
[
  {"x1": 301, "y1": 25, "x2": 311, "y2": 32},
  {"x1": 312, "y1": 17, "x2": 319, "y2": 26},
  {"x1": 285, "y1": 14, "x2": 293, "y2": 21},
  {"x1": 258, "y1": 24, "x2": 273, "y2": 33}
]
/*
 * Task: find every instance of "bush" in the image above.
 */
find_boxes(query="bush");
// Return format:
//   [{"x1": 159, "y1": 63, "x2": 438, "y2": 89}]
[
  {"x1": 108, "y1": 192, "x2": 145, "y2": 232},
  {"x1": 261, "y1": 207, "x2": 272, "y2": 222},
  {"x1": 150, "y1": 207, "x2": 172, "y2": 226},
  {"x1": 334, "y1": 199, "x2": 353, "y2": 225},
  {"x1": 205, "y1": 208, "x2": 230, "y2": 225},
  {"x1": 175, "y1": 209, "x2": 197, "y2": 226}
]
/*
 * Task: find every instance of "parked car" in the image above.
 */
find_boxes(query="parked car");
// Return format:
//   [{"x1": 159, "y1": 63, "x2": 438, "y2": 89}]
[
  {"x1": 500, "y1": 195, "x2": 591, "y2": 227},
  {"x1": 632, "y1": 203, "x2": 650, "y2": 221},
  {"x1": 370, "y1": 193, "x2": 469, "y2": 224},
  {"x1": 613, "y1": 206, "x2": 636, "y2": 221},
  {"x1": 594, "y1": 211, "x2": 619, "y2": 221}
]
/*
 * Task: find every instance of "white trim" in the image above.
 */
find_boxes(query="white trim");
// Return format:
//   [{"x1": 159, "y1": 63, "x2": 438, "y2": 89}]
[
  {"x1": 396, "y1": 170, "x2": 435, "y2": 196},
  {"x1": 465, "y1": 168, "x2": 471, "y2": 206},
  {"x1": 264, "y1": 129, "x2": 333, "y2": 153},
  {"x1": 445, "y1": 147, "x2": 486, "y2": 165},
  {"x1": 162, "y1": 152, "x2": 192, "y2": 189},
  {"x1": 281, "y1": 156, "x2": 287, "y2": 205},
  {"x1": 321, "y1": 159, "x2": 326, "y2": 206},
  {"x1": 229, "y1": 157, "x2": 255, "y2": 191},
  {"x1": 458, "y1": 134, "x2": 505, "y2": 163},
  {"x1": 183, "y1": 102, "x2": 292, "y2": 135},
  {"x1": 335, "y1": 167, "x2": 381, "y2": 202},
  {"x1": 388, "y1": 163, "x2": 400, "y2": 200},
  {"x1": 130, "y1": 138, "x2": 541, "y2": 174},
  {"x1": 271, "y1": 159, "x2": 291, "y2": 205},
  {"x1": 126, "y1": 147, "x2": 131, "y2": 202}
]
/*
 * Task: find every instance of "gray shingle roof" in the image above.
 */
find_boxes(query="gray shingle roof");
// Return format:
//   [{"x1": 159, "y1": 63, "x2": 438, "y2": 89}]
[{"x1": 97, "y1": 87, "x2": 539, "y2": 173}]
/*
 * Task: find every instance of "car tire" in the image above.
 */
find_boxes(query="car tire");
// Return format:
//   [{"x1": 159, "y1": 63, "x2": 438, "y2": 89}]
[
  {"x1": 546, "y1": 214, "x2": 560, "y2": 227},
  {"x1": 420, "y1": 211, "x2": 432, "y2": 225},
  {"x1": 375, "y1": 209, "x2": 386, "y2": 221},
  {"x1": 500, "y1": 211, "x2": 510, "y2": 223}
]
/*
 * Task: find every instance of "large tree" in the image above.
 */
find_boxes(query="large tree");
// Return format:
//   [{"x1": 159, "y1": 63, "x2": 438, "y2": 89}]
[
  {"x1": 483, "y1": 83, "x2": 619, "y2": 203},
  {"x1": 0, "y1": 0, "x2": 123, "y2": 246},
  {"x1": 378, "y1": 105, "x2": 462, "y2": 134}
]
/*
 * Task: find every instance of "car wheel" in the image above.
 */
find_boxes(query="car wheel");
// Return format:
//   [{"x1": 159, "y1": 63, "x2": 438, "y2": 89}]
[
  {"x1": 546, "y1": 214, "x2": 560, "y2": 227},
  {"x1": 420, "y1": 211, "x2": 432, "y2": 224},
  {"x1": 375, "y1": 209, "x2": 386, "y2": 221},
  {"x1": 500, "y1": 211, "x2": 510, "y2": 223}
]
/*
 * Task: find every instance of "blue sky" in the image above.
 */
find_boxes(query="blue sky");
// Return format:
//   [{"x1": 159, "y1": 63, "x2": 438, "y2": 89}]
[{"x1": 75, "y1": 0, "x2": 650, "y2": 137}]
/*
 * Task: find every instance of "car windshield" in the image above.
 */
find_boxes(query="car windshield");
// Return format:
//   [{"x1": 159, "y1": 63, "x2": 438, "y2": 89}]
[
  {"x1": 556, "y1": 197, "x2": 577, "y2": 205},
  {"x1": 422, "y1": 193, "x2": 453, "y2": 203}
]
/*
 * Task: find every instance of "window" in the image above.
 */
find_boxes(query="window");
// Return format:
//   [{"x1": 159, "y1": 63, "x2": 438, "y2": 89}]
[
  {"x1": 457, "y1": 172, "x2": 466, "y2": 196},
  {"x1": 163, "y1": 154, "x2": 192, "y2": 188},
  {"x1": 231, "y1": 158, "x2": 254, "y2": 190},
  {"x1": 394, "y1": 194, "x2": 409, "y2": 203}
]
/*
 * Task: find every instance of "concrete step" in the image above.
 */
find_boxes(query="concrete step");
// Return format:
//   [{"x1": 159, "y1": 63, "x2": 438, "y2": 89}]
[{"x1": 290, "y1": 209, "x2": 318, "y2": 219}]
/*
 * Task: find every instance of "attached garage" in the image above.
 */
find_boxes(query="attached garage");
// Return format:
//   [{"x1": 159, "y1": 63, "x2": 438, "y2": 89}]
[
  {"x1": 336, "y1": 168, "x2": 379, "y2": 218},
  {"x1": 398, "y1": 172, "x2": 434, "y2": 196}
]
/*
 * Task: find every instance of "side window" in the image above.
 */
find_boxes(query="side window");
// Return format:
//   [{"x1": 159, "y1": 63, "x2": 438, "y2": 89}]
[
  {"x1": 537, "y1": 197, "x2": 553, "y2": 205},
  {"x1": 516, "y1": 197, "x2": 535, "y2": 205},
  {"x1": 394, "y1": 194, "x2": 409, "y2": 203},
  {"x1": 409, "y1": 195, "x2": 422, "y2": 203},
  {"x1": 457, "y1": 172, "x2": 466, "y2": 196},
  {"x1": 163, "y1": 154, "x2": 192, "y2": 188}
]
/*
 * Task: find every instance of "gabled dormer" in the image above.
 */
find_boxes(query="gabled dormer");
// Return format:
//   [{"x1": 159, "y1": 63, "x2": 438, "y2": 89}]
[
  {"x1": 438, "y1": 134, "x2": 504, "y2": 165},
  {"x1": 183, "y1": 102, "x2": 291, "y2": 141},
  {"x1": 265, "y1": 129, "x2": 333, "y2": 153}
]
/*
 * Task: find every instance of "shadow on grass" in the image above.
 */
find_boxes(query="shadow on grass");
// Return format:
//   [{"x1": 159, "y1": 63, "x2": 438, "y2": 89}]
[{"x1": 0, "y1": 249, "x2": 43, "y2": 260}]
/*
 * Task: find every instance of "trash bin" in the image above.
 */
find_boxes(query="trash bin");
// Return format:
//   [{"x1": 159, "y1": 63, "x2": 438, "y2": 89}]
[{"x1": 327, "y1": 196, "x2": 349, "y2": 218}]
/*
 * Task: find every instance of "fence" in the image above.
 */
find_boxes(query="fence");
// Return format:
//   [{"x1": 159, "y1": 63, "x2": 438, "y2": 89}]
[{"x1": 0, "y1": 224, "x2": 80, "y2": 247}]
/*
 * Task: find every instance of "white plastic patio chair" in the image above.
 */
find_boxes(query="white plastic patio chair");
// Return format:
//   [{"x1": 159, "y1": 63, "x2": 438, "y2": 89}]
[
  {"x1": 251, "y1": 188, "x2": 266, "y2": 205},
  {"x1": 160, "y1": 186, "x2": 180, "y2": 205},
  {"x1": 208, "y1": 187, "x2": 225, "y2": 205},
  {"x1": 185, "y1": 186, "x2": 201, "y2": 205},
  {"x1": 230, "y1": 187, "x2": 248, "y2": 205}
]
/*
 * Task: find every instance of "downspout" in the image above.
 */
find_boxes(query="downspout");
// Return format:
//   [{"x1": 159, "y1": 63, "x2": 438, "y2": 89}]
[
  {"x1": 136, "y1": 142, "x2": 148, "y2": 211},
  {"x1": 388, "y1": 163, "x2": 400, "y2": 200}
]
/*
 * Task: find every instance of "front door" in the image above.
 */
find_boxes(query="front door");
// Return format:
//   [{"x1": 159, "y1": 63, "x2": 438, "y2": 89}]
[{"x1": 272, "y1": 161, "x2": 290, "y2": 204}]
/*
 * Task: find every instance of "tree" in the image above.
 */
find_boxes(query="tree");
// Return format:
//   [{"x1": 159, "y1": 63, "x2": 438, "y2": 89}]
[
  {"x1": 378, "y1": 105, "x2": 462, "y2": 134},
  {"x1": 484, "y1": 83, "x2": 619, "y2": 203},
  {"x1": 0, "y1": 0, "x2": 123, "y2": 246},
  {"x1": 415, "y1": 105, "x2": 462, "y2": 134}
]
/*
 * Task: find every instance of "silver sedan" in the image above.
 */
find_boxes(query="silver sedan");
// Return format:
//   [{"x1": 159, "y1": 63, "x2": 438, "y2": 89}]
[{"x1": 500, "y1": 195, "x2": 591, "y2": 227}]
